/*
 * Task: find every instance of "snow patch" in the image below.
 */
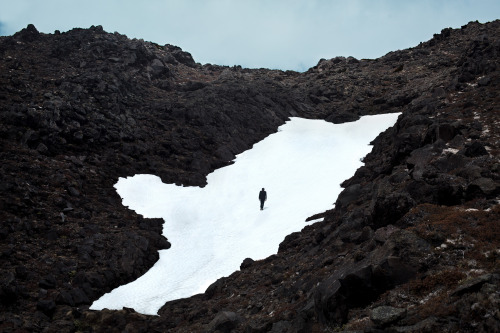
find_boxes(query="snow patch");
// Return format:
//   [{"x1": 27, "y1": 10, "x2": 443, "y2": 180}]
[
  {"x1": 90, "y1": 113, "x2": 400, "y2": 315},
  {"x1": 442, "y1": 148, "x2": 459, "y2": 155}
]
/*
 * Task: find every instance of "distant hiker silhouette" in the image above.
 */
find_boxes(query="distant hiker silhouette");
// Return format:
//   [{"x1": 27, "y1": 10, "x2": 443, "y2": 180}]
[{"x1": 259, "y1": 188, "x2": 267, "y2": 210}]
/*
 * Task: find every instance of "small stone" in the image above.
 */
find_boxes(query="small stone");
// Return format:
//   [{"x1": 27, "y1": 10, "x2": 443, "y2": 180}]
[
  {"x1": 206, "y1": 311, "x2": 242, "y2": 333},
  {"x1": 36, "y1": 143, "x2": 48, "y2": 154},
  {"x1": 70, "y1": 287, "x2": 90, "y2": 305},
  {"x1": 478, "y1": 76, "x2": 490, "y2": 86},
  {"x1": 67, "y1": 187, "x2": 80, "y2": 197},
  {"x1": 39, "y1": 274, "x2": 57, "y2": 289},
  {"x1": 55, "y1": 291, "x2": 75, "y2": 306},
  {"x1": 370, "y1": 306, "x2": 406, "y2": 326},
  {"x1": 73, "y1": 131, "x2": 84, "y2": 141}
]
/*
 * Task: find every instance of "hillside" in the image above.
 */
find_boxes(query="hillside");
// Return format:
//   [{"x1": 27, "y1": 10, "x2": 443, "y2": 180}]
[{"x1": 0, "y1": 20, "x2": 499, "y2": 332}]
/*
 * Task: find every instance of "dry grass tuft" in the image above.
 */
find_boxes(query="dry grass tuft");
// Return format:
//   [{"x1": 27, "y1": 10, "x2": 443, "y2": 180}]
[{"x1": 409, "y1": 203, "x2": 500, "y2": 270}]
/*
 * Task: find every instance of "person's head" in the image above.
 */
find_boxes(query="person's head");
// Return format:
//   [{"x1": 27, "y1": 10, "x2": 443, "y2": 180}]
[{"x1": 262, "y1": 188, "x2": 265, "y2": 191}]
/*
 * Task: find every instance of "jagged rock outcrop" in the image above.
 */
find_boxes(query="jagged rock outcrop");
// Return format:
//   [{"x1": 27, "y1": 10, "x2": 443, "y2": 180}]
[{"x1": 0, "y1": 20, "x2": 499, "y2": 332}]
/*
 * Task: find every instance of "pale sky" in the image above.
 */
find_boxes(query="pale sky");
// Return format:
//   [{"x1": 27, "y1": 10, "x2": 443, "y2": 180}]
[{"x1": 1, "y1": 0, "x2": 499, "y2": 71}]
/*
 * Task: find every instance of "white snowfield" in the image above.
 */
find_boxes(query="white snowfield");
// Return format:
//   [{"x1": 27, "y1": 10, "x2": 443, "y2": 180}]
[{"x1": 90, "y1": 113, "x2": 400, "y2": 315}]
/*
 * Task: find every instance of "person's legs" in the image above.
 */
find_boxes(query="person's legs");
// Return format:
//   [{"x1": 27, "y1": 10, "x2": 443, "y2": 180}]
[{"x1": 260, "y1": 200, "x2": 264, "y2": 210}]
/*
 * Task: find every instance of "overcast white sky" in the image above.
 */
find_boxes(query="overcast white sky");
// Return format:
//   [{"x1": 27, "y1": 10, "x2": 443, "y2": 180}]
[{"x1": 1, "y1": 0, "x2": 499, "y2": 71}]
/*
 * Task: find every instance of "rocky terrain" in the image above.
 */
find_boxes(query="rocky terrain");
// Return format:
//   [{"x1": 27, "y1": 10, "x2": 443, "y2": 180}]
[{"x1": 0, "y1": 20, "x2": 499, "y2": 332}]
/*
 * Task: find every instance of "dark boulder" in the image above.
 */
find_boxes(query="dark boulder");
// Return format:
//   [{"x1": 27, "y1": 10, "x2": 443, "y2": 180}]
[
  {"x1": 39, "y1": 274, "x2": 57, "y2": 289},
  {"x1": 37, "y1": 299, "x2": 56, "y2": 316},
  {"x1": 336, "y1": 184, "x2": 363, "y2": 208},
  {"x1": 464, "y1": 141, "x2": 489, "y2": 157},
  {"x1": 466, "y1": 177, "x2": 499, "y2": 199},
  {"x1": 205, "y1": 277, "x2": 226, "y2": 299},
  {"x1": 451, "y1": 273, "x2": 498, "y2": 296},
  {"x1": 325, "y1": 111, "x2": 359, "y2": 124},
  {"x1": 55, "y1": 291, "x2": 75, "y2": 306},
  {"x1": 165, "y1": 44, "x2": 197, "y2": 67},
  {"x1": 0, "y1": 272, "x2": 19, "y2": 305},
  {"x1": 436, "y1": 123, "x2": 457, "y2": 141},
  {"x1": 206, "y1": 311, "x2": 242, "y2": 333},
  {"x1": 70, "y1": 288, "x2": 90, "y2": 305},
  {"x1": 240, "y1": 258, "x2": 255, "y2": 270},
  {"x1": 148, "y1": 59, "x2": 170, "y2": 78},
  {"x1": 314, "y1": 278, "x2": 347, "y2": 324},
  {"x1": 372, "y1": 192, "x2": 416, "y2": 227}
]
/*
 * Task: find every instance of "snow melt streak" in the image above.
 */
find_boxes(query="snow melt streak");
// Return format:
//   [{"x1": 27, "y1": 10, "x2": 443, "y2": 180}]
[{"x1": 91, "y1": 114, "x2": 400, "y2": 315}]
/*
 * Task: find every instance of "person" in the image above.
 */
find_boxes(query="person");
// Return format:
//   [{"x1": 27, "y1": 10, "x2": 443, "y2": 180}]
[{"x1": 259, "y1": 188, "x2": 267, "y2": 210}]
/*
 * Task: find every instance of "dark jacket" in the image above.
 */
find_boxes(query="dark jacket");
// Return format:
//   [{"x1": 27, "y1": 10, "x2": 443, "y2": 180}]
[{"x1": 259, "y1": 190, "x2": 267, "y2": 201}]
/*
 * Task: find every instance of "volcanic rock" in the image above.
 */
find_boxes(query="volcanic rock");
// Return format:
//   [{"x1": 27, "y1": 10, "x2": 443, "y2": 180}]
[
  {"x1": 0, "y1": 19, "x2": 499, "y2": 333},
  {"x1": 206, "y1": 311, "x2": 243, "y2": 333},
  {"x1": 370, "y1": 306, "x2": 407, "y2": 326}
]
